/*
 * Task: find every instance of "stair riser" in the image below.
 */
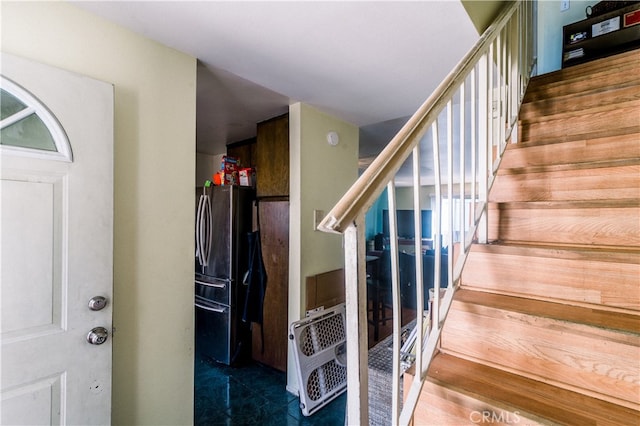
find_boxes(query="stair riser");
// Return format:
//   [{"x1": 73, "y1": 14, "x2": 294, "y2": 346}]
[
  {"x1": 520, "y1": 84, "x2": 640, "y2": 121},
  {"x1": 524, "y1": 60, "x2": 640, "y2": 102},
  {"x1": 488, "y1": 204, "x2": 640, "y2": 247},
  {"x1": 527, "y1": 50, "x2": 640, "y2": 89},
  {"x1": 519, "y1": 103, "x2": 639, "y2": 142},
  {"x1": 441, "y1": 303, "x2": 640, "y2": 405},
  {"x1": 490, "y1": 164, "x2": 640, "y2": 202},
  {"x1": 500, "y1": 133, "x2": 640, "y2": 169},
  {"x1": 462, "y1": 250, "x2": 640, "y2": 311},
  {"x1": 524, "y1": 72, "x2": 640, "y2": 103}
]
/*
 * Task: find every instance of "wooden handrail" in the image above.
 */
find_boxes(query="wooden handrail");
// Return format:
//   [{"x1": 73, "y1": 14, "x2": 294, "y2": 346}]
[
  {"x1": 318, "y1": 0, "x2": 520, "y2": 235},
  {"x1": 318, "y1": 2, "x2": 536, "y2": 423}
]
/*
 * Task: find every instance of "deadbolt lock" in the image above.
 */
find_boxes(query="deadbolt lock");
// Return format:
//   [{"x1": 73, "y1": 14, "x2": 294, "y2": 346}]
[{"x1": 88, "y1": 296, "x2": 107, "y2": 311}]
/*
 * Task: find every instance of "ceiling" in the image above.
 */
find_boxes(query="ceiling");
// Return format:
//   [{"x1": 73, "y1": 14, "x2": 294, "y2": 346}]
[{"x1": 73, "y1": 1, "x2": 495, "y2": 163}]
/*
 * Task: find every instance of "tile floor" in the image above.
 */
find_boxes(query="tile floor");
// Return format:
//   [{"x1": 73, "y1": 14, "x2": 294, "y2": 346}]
[
  {"x1": 194, "y1": 352, "x2": 346, "y2": 425},
  {"x1": 193, "y1": 303, "x2": 411, "y2": 425}
]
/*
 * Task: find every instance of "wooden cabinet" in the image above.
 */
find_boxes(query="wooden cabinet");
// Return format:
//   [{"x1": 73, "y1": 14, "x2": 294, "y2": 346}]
[
  {"x1": 252, "y1": 201, "x2": 289, "y2": 371},
  {"x1": 221, "y1": 114, "x2": 290, "y2": 371},
  {"x1": 562, "y1": 3, "x2": 640, "y2": 68},
  {"x1": 249, "y1": 112, "x2": 291, "y2": 371},
  {"x1": 256, "y1": 114, "x2": 289, "y2": 198},
  {"x1": 227, "y1": 137, "x2": 256, "y2": 169}
]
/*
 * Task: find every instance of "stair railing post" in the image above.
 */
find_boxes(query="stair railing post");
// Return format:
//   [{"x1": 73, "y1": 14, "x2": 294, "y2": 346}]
[
  {"x1": 411, "y1": 146, "x2": 426, "y2": 375},
  {"x1": 470, "y1": 67, "x2": 478, "y2": 245},
  {"x1": 500, "y1": 27, "x2": 507, "y2": 156},
  {"x1": 343, "y1": 216, "x2": 369, "y2": 426},
  {"x1": 477, "y1": 50, "x2": 490, "y2": 244},
  {"x1": 446, "y1": 100, "x2": 455, "y2": 313},
  {"x1": 495, "y1": 31, "x2": 502, "y2": 166},
  {"x1": 388, "y1": 179, "x2": 402, "y2": 424},
  {"x1": 459, "y1": 82, "x2": 467, "y2": 253},
  {"x1": 431, "y1": 119, "x2": 443, "y2": 338}
]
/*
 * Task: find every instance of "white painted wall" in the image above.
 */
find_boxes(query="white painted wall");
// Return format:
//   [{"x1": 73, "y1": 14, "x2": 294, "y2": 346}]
[
  {"x1": 196, "y1": 152, "x2": 225, "y2": 186},
  {"x1": 537, "y1": 0, "x2": 598, "y2": 74},
  {"x1": 1, "y1": 3, "x2": 197, "y2": 424},
  {"x1": 287, "y1": 103, "x2": 359, "y2": 393}
]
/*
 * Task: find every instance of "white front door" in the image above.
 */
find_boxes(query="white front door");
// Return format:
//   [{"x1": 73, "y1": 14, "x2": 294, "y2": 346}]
[{"x1": 1, "y1": 53, "x2": 113, "y2": 425}]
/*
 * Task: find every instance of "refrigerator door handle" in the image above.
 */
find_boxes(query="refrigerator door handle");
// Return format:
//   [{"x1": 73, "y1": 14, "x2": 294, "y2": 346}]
[
  {"x1": 195, "y1": 279, "x2": 227, "y2": 289},
  {"x1": 201, "y1": 193, "x2": 213, "y2": 269},
  {"x1": 195, "y1": 302, "x2": 227, "y2": 314},
  {"x1": 196, "y1": 191, "x2": 213, "y2": 270},
  {"x1": 195, "y1": 194, "x2": 205, "y2": 267}
]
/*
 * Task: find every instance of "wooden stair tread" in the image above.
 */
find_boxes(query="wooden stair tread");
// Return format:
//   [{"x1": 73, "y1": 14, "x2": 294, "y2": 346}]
[
  {"x1": 454, "y1": 289, "x2": 640, "y2": 335},
  {"x1": 525, "y1": 51, "x2": 640, "y2": 100},
  {"x1": 520, "y1": 82, "x2": 640, "y2": 120},
  {"x1": 497, "y1": 157, "x2": 640, "y2": 175},
  {"x1": 508, "y1": 127, "x2": 640, "y2": 149},
  {"x1": 490, "y1": 198, "x2": 640, "y2": 209},
  {"x1": 427, "y1": 352, "x2": 640, "y2": 426},
  {"x1": 528, "y1": 56, "x2": 640, "y2": 84},
  {"x1": 469, "y1": 242, "x2": 640, "y2": 265},
  {"x1": 524, "y1": 70, "x2": 640, "y2": 103},
  {"x1": 500, "y1": 132, "x2": 640, "y2": 169},
  {"x1": 519, "y1": 98, "x2": 640, "y2": 126},
  {"x1": 444, "y1": 291, "x2": 640, "y2": 406},
  {"x1": 490, "y1": 162, "x2": 640, "y2": 202},
  {"x1": 525, "y1": 67, "x2": 640, "y2": 99},
  {"x1": 519, "y1": 103, "x2": 640, "y2": 142},
  {"x1": 517, "y1": 125, "x2": 640, "y2": 146},
  {"x1": 463, "y1": 242, "x2": 640, "y2": 312},
  {"x1": 527, "y1": 49, "x2": 640, "y2": 87},
  {"x1": 528, "y1": 54, "x2": 640, "y2": 87},
  {"x1": 487, "y1": 200, "x2": 640, "y2": 247}
]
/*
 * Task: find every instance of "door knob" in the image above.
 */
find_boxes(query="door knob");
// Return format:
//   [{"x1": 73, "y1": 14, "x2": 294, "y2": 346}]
[
  {"x1": 87, "y1": 327, "x2": 109, "y2": 345},
  {"x1": 88, "y1": 296, "x2": 107, "y2": 311}
]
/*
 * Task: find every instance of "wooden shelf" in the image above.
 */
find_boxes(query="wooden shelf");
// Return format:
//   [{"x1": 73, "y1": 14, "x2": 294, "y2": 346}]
[{"x1": 562, "y1": 3, "x2": 640, "y2": 68}]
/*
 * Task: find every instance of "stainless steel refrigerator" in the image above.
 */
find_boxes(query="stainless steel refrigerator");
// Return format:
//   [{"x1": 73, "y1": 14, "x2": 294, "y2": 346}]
[{"x1": 195, "y1": 185, "x2": 253, "y2": 365}]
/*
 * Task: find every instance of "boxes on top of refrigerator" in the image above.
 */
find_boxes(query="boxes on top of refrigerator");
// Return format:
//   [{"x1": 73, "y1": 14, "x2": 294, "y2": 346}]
[{"x1": 215, "y1": 155, "x2": 239, "y2": 185}]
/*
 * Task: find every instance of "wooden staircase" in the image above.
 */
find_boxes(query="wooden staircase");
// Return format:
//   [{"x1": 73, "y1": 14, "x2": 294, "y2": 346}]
[{"x1": 407, "y1": 50, "x2": 640, "y2": 425}]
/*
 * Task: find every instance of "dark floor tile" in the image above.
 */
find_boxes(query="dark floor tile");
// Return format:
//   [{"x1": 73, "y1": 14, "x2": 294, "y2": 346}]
[
  {"x1": 195, "y1": 410, "x2": 232, "y2": 426},
  {"x1": 225, "y1": 403, "x2": 290, "y2": 425},
  {"x1": 195, "y1": 352, "x2": 345, "y2": 426},
  {"x1": 287, "y1": 392, "x2": 346, "y2": 425},
  {"x1": 259, "y1": 411, "x2": 302, "y2": 426}
]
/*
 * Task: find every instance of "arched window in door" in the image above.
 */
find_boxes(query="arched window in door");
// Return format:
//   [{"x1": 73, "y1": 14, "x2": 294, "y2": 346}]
[{"x1": 0, "y1": 76, "x2": 72, "y2": 162}]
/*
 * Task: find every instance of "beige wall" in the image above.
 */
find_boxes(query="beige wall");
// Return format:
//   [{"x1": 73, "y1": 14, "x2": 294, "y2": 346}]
[
  {"x1": 461, "y1": 0, "x2": 506, "y2": 34},
  {"x1": 287, "y1": 103, "x2": 359, "y2": 392},
  {"x1": 1, "y1": 2, "x2": 197, "y2": 425}
]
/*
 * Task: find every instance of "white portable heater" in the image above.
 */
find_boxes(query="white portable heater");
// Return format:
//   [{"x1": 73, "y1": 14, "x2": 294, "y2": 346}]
[{"x1": 289, "y1": 303, "x2": 347, "y2": 416}]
